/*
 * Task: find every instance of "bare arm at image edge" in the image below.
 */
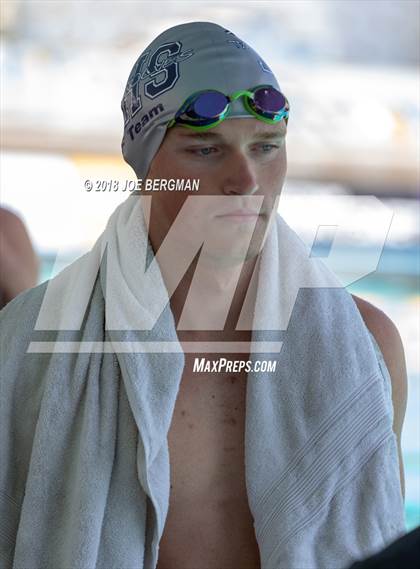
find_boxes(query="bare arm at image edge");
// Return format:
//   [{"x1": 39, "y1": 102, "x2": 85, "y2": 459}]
[
  {"x1": 352, "y1": 294, "x2": 408, "y2": 501},
  {"x1": 0, "y1": 208, "x2": 39, "y2": 307}
]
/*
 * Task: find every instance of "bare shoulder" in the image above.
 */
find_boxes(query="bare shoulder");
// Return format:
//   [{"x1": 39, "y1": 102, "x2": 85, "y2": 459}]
[
  {"x1": 0, "y1": 206, "x2": 27, "y2": 231},
  {"x1": 351, "y1": 293, "x2": 408, "y2": 439},
  {"x1": 0, "y1": 207, "x2": 37, "y2": 258},
  {"x1": 0, "y1": 207, "x2": 18, "y2": 222}
]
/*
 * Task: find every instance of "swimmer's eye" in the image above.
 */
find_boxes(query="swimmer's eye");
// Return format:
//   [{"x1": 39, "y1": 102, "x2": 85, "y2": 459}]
[
  {"x1": 187, "y1": 146, "x2": 218, "y2": 157},
  {"x1": 258, "y1": 144, "x2": 280, "y2": 153},
  {"x1": 187, "y1": 144, "x2": 281, "y2": 158}
]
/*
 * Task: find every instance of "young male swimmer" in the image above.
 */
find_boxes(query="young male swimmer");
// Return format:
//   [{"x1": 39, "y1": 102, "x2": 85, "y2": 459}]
[{"x1": 0, "y1": 21, "x2": 407, "y2": 569}]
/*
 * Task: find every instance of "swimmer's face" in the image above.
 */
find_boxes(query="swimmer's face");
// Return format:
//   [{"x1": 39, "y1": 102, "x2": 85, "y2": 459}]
[{"x1": 144, "y1": 117, "x2": 287, "y2": 264}]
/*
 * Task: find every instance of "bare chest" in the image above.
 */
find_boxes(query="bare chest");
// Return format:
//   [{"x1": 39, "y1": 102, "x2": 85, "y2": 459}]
[{"x1": 156, "y1": 348, "x2": 261, "y2": 569}]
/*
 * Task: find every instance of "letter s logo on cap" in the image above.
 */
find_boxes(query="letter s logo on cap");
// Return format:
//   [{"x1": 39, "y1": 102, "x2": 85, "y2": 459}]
[{"x1": 122, "y1": 41, "x2": 194, "y2": 125}]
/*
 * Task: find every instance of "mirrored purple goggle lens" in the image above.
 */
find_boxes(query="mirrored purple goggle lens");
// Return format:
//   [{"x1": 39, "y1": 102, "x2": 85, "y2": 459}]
[
  {"x1": 253, "y1": 88, "x2": 286, "y2": 112},
  {"x1": 193, "y1": 92, "x2": 229, "y2": 118}
]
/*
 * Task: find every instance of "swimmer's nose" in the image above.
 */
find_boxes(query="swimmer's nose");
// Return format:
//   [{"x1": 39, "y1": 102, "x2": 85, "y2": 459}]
[{"x1": 221, "y1": 152, "x2": 259, "y2": 196}]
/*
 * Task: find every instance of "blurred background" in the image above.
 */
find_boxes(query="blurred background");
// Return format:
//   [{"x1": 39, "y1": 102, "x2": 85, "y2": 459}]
[{"x1": 1, "y1": 0, "x2": 419, "y2": 529}]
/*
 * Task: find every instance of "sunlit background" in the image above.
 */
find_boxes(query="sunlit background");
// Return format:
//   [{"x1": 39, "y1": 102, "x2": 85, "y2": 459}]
[{"x1": 1, "y1": 0, "x2": 419, "y2": 530}]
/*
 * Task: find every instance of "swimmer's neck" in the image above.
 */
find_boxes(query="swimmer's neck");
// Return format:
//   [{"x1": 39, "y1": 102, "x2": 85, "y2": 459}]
[{"x1": 168, "y1": 253, "x2": 259, "y2": 336}]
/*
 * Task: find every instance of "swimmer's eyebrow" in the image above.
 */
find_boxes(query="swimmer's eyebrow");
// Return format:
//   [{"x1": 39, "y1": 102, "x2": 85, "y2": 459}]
[{"x1": 175, "y1": 129, "x2": 286, "y2": 142}]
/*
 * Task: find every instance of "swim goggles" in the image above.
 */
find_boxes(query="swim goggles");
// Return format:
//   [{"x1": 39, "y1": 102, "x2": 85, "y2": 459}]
[{"x1": 167, "y1": 85, "x2": 290, "y2": 131}]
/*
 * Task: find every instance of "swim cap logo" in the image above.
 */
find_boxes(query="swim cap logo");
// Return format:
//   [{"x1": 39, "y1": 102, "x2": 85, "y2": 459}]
[
  {"x1": 122, "y1": 41, "x2": 194, "y2": 126},
  {"x1": 224, "y1": 29, "x2": 247, "y2": 50},
  {"x1": 258, "y1": 58, "x2": 274, "y2": 74}
]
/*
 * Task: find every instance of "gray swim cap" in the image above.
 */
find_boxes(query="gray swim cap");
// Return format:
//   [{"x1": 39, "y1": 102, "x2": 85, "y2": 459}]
[{"x1": 121, "y1": 21, "x2": 283, "y2": 179}]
